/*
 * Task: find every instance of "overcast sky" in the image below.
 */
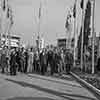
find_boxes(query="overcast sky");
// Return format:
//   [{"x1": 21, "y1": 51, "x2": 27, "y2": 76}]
[{"x1": 9, "y1": 0, "x2": 100, "y2": 46}]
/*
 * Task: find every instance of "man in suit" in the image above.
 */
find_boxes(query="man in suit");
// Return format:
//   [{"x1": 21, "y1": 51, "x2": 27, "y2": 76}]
[
  {"x1": 64, "y1": 51, "x2": 73, "y2": 74},
  {"x1": 96, "y1": 57, "x2": 100, "y2": 72},
  {"x1": 47, "y1": 49, "x2": 54, "y2": 75},
  {"x1": 10, "y1": 49, "x2": 17, "y2": 75},
  {"x1": 40, "y1": 49, "x2": 47, "y2": 75},
  {"x1": 24, "y1": 49, "x2": 29, "y2": 73}
]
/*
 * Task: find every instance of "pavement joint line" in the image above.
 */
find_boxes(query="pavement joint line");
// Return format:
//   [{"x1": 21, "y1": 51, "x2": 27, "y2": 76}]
[
  {"x1": 28, "y1": 74, "x2": 77, "y2": 84},
  {"x1": 70, "y1": 72, "x2": 100, "y2": 97}
]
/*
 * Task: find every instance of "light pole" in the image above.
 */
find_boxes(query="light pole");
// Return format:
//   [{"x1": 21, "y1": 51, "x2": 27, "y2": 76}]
[
  {"x1": 91, "y1": 0, "x2": 95, "y2": 74},
  {"x1": 37, "y1": 1, "x2": 42, "y2": 53},
  {"x1": 32, "y1": 33, "x2": 35, "y2": 48},
  {"x1": 81, "y1": 0, "x2": 85, "y2": 71},
  {"x1": 0, "y1": 4, "x2": 3, "y2": 48},
  {"x1": 73, "y1": 0, "x2": 77, "y2": 67},
  {"x1": 6, "y1": 0, "x2": 14, "y2": 54}
]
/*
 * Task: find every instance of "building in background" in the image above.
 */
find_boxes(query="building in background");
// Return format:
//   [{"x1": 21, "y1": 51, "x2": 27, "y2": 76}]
[
  {"x1": 40, "y1": 38, "x2": 44, "y2": 49},
  {"x1": 57, "y1": 38, "x2": 74, "y2": 49},
  {"x1": 88, "y1": 34, "x2": 100, "y2": 60},
  {"x1": 1, "y1": 34, "x2": 21, "y2": 48},
  {"x1": 36, "y1": 37, "x2": 44, "y2": 50},
  {"x1": 57, "y1": 38, "x2": 66, "y2": 49}
]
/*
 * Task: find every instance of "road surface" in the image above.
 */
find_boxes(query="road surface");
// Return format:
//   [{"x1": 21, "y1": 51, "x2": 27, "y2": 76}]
[{"x1": 0, "y1": 73, "x2": 98, "y2": 100}]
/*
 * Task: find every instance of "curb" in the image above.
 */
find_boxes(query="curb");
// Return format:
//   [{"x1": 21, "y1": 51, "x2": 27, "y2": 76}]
[{"x1": 70, "y1": 72, "x2": 100, "y2": 98}]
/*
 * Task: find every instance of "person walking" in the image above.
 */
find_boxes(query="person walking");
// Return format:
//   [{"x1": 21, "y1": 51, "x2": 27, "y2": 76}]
[
  {"x1": 16, "y1": 48, "x2": 22, "y2": 72},
  {"x1": 24, "y1": 49, "x2": 29, "y2": 73},
  {"x1": 96, "y1": 56, "x2": 100, "y2": 72},
  {"x1": 64, "y1": 51, "x2": 73, "y2": 74},
  {"x1": 0, "y1": 46, "x2": 8, "y2": 73},
  {"x1": 47, "y1": 49, "x2": 54, "y2": 75},
  {"x1": 40, "y1": 49, "x2": 47, "y2": 75},
  {"x1": 60, "y1": 50, "x2": 65, "y2": 73},
  {"x1": 35, "y1": 50, "x2": 40, "y2": 73},
  {"x1": 53, "y1": 48, "x2": 59, "y2": 73},
  {"x1": 20, "y1": 47, "x2": 25, "y2": 73},
  {"x1": 58, "y1": 50, "x2": 63, "y2": 76},
  {"x1": 10, "y1": 49, "x2": 17, "y2": 75},
  {"x1": 27, "y1": 48, "x2": 34, "y2": 73}
]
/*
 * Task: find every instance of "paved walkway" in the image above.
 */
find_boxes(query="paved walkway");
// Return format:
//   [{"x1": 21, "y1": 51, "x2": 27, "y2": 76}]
[{"x1": 0, "y1": 73, "x2": 98, "y2": 100}]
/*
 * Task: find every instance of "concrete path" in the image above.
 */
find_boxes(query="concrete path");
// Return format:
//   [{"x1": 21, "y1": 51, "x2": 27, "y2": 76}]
[{"x1": 0, "y1": 73, "x2": 98, "y2": 100}]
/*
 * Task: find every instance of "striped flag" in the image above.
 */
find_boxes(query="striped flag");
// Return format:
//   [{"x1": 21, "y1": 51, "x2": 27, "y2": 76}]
[
  {"x1": 7, "y1": 6, "x2": 14, "y2": 25},
  {"x1": 73, "y1": 0, "x2": 76, "y2": 18},
  {"x1": 2, "y1": 0, "x2": 8, "y2": 11},
  {"x1": 7, "y1": 7, "x2": 10, "y2": 18},
  {"x1": 10, "y1": 14, "x2": 13, "y2": 25},
  {"x1": 2, "y1": 0, "x2": 6, "y2": 11},
  {"x1": 80, "y1": 0, "x2": 84, "y2": 9},
  {"x1": 65, "y1": 13, "x2": 71, "y2": 30}
]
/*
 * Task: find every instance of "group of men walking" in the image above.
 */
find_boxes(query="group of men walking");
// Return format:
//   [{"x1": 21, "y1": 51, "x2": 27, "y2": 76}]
[{"x1": 0, "y1": 46, "x2": 74, "y2": 76}]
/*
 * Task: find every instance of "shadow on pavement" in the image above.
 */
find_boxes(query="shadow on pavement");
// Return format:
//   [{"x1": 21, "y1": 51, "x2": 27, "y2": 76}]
[
  {"x1": 5, "y1": 78, "x2": 97, "y2": 100},
  {"x1": 6, "y1": 97, "x2": 55, "y2": 100},
  {"x1": 27, "y1": 74, "x2": 82, "y2": 88}
]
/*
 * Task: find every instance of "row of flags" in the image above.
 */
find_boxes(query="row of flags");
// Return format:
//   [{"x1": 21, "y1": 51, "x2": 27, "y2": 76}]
[
  {"x1": 65, "y1": 0, "x2": 84, "y2": 29},
  {"x1": 2, "y1": 0, "x2": 6, "y2": 11},
  {"x1": 80, "y1": 0, "x2": 84, "y2": 9},
  {"x1": 0, "y1": 0, "x2": 14, "y2": 48},
  {"x1": 2, "y1": 0, "x2": 13, "y2": 25},
  {"x1": 73, "y1": 0, "x2": 76, "y2": 18}
]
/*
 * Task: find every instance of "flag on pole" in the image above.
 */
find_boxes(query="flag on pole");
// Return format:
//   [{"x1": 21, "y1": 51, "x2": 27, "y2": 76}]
[
  {"x1": 2, "y1": 0, "x2": 6, "y2": 11},
  {"x1": 80, "y1": 0, "x2": 84, "y2": 9},
  {"x1": 65, "y1": 14, "x2": 71, "y2": 29},
  {"x1": 7, "y1": 7, "x2": 10, "y2": 18},
  {"x1": 65, "y1": 16, "x2": 69, "y2": 29},
  {"x1": 73, "y1": 0, "x2": 76, "y2": 18},
  {"x1": 7, "y1": 6, "x2": 13, "y2": 25},
  {"x1": 10, "y1": 14, "x2": 13, "y2": 25},
  {"x1": 39, "y1": 1, "x2": 42, "y2": 19}
]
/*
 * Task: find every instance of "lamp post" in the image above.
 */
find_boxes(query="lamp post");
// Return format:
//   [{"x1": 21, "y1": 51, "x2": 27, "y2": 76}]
[
  {"x1": 81, "y1": 0, "x2": 85, "y2": 71},
  {"x1": 0, "y1": 4, "x2": 3, "y2": 48},
  {"x1": 91, "y1": 0, "x2": 95, "y2": 74},
  {"x1": 32, "y1": 33, "x2": 35, "y2": 48},
  {"x1": 37, "y1": 1, "x2": 42, "y2": 53},
  {"x1": 73, "y1": 0, "x2": 77, "y2": 67}
]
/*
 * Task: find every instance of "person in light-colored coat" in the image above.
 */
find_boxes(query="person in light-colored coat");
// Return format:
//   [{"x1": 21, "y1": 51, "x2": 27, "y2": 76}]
[{"x1": 27, "y1": 48, "x2": 34, "y2": 73}]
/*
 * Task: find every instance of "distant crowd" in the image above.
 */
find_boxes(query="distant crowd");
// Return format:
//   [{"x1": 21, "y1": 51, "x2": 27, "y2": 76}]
[{"x1": 0, "y1": 46, "x2": 74, "y2": 76}]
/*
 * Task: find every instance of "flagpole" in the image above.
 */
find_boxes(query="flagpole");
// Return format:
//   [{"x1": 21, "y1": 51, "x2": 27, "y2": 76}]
[
  {"x1": 98, "y1": 32, "x2": 100, "y2": 58},
  {"x1": 5, "y1": 0, "x2": 9, "y2": 47},
  {"x1": 73, "y1": 0, "x2": 77, "y2": 67},
  {"x1": 37, "y1": 16, "x2": 40, "y2": 52},
  {"x1": 81, "y1": 0, "x2": 84, "y2": 71},
  {"x1": 0, "y1": 6, "x2": 3, "y2": 48},
  {"x1": 7, "y1": 2, "x2": 13, "y2": 54},
  {"x1": 92, "y1": 0, "x2": 95, "y2": 74},
  {"x1": 37, "y1": 1, "x2": 42, "y2": 53}
]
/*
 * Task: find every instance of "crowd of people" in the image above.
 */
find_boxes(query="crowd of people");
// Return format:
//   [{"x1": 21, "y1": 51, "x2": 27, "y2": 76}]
[{"x1": 0, "y1": 46, "x2": 74, "y2": 76}]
